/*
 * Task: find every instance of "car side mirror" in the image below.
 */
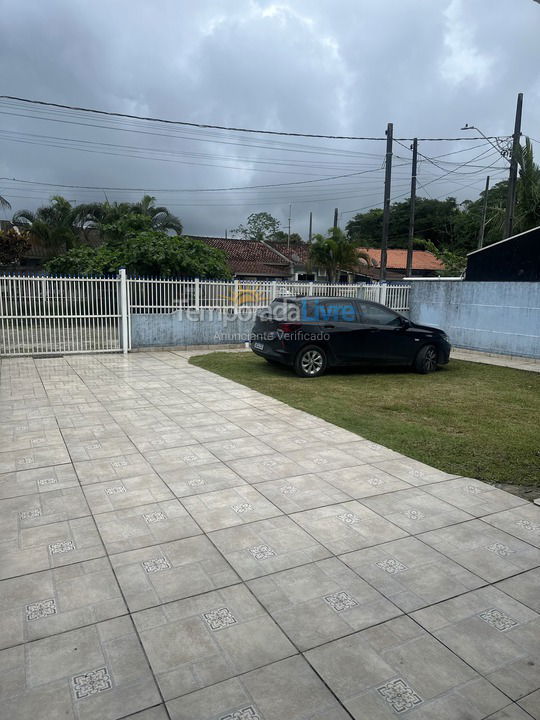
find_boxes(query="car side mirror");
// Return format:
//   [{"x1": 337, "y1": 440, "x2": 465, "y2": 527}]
[{"x1": 400, "y1": 317, "x2": 411, "y2": 328}]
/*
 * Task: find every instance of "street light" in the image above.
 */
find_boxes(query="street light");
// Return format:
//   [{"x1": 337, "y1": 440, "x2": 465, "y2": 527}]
[{"x1": 460, "y1": 124, "x2": 511, "y2": 162}]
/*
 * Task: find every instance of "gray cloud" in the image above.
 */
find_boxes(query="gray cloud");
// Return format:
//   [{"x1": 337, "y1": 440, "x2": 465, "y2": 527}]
[{"x1": 1, "y1": 0, "x2": 538, "y2": 238}]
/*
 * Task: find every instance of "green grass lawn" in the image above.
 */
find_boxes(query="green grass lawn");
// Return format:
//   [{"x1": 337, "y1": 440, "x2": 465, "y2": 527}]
[{"x1": 190, "y1": 352, "x2": 540, "y2": 491}]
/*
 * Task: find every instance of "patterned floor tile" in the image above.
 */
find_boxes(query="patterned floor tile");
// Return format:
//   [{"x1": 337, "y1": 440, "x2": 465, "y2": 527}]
[
  {"x1": 94, "y1": 499, "x2": 202, "y2": 554},
  {"x1": 291, "y1": 501, "x2": 407, "y2": 555},
  {"x1": 482, "y1": 504, "x2": 540, "y2": 548},
  {"x1": 133, "y1": 584, "x2": 295, "y2": 700},
  {"x1": 305, "y1": 616, "x2": 509, "y2": 719},
  {"x1": 208, "y1": 515, "x2": 331, "y2": 580},
  {"x1": 317, "y1": 464, "x2": 412, "y2": 499},
  {"x1": 0, "y1": 464, "x2": 80, "y2": 500},
  {"x1": 372, "y1": 457, "x2": 458, "y2": 486},
  {"x1": 166, "y1": 656, "x2": 350, "y2": 720},
  {"x1": 412, "y1": 586, "x2": 540, "y2": 700},
  {"x1": 422, "y1": 477, "x2": 528, "y2": 516},
  {"x1": 247, "y1": 557, "x2": 401, "y2": 650},
  {"x1": 359, "y1": 487, "x2": 473, "y2": 533},
  {"x1": 254, "y1": 474, "x2": 351, "y2": 513},
  {"x1": 82, "y1": 473, "x2": 173, "y2": 514},
  {"x1": 182, "y1": 486, "x2": 282, "y2": 531},
  {"x1": 110, "y1": 535, "x2": 240, "y2": 611},
  {"x1": 0, "y1": 557, "x2": 127, "y2": 648},
  {"x1": 1, "y1": 515, "x2": 105, "y2": 580},
  {"x1": 0, "y1": 617, "x2": 160, "y2": 720},
  {"x1": 340, "y1": 535, "x2": 485, "y2": 612},
  {"x1": 418, "y1": 519, "x2": 540, "y2": 583}
]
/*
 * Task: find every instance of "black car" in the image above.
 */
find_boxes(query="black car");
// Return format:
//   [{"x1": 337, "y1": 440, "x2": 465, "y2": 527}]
[{"x1": 250, "y1": 296, "x2": 451, "y2": 378}]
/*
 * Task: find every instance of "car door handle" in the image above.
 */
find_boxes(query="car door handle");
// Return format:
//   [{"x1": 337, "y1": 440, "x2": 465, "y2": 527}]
[{"x1": 323, "y1": 324, "x2": 335, "y2": 329}]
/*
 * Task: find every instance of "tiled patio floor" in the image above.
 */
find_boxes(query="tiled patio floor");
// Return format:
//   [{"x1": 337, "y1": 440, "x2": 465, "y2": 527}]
[{"x1": 0, "y1": 350, "x2": 539, "y2": 720}]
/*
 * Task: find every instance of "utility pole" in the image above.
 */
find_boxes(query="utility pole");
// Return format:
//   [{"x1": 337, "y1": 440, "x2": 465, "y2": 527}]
[
  {"x1": 287, "y1": 204, "x2": 291, "y2": 250},
  {"x1": 308, "y1": 211, "x2": 313, "y2": 243},
  {"x1": 406, "y1": 138, "x2": 418, "y2": 277},
  {"x1": 333, "y1": 207, "x2": 338, "y2": 230},
  {"x1": 503, "y1": 92, "x2": 523, "y2": 239},
  {"x1": 380, "y1": 122, "x2": 393, "y2": 281},
  {"x1": 478, "y1": 176, "x2": 490, "y2": 250}
]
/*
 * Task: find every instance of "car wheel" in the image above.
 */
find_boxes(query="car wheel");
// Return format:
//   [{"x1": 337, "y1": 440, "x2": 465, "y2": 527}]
[
  {"x1": 414, "y1": 344, "x2": 438, "y2": 374},
  {"x1": 294, "y1": 345, "x2": 327, "y2": 378}
]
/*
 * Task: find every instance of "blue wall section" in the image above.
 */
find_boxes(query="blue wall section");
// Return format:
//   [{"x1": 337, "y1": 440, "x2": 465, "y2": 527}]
[
  {"x1": 131, "y1": 310, "x2": 256, "y2": 348},
  {"x1": 408, "y1": 281, "x2": 540, "y2": 358}
]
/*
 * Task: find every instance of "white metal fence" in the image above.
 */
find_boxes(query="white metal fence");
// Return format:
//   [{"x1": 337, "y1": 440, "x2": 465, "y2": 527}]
[
  {"x1": 0, "y1": 274, "x2": 122, "y2": 356},
  {"x1": 0, "y1": 274, "x2": 410, "y2": 356}
]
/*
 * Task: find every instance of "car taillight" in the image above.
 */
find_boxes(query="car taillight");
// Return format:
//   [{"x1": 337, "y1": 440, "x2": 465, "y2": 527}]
[{"x1": 278, "y1": 323, "x2": 302, "y2": 333}]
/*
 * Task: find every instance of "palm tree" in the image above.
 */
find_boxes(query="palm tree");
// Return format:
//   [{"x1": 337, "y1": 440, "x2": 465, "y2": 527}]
[
  {"x1": 515, "y1": 137, "x2": 540, "y2": 233},
  {"x1": 13, "y1": 195, "x2": 78, "y2": 255},
  {"x1": 310, "y1": 227, "x2": 371, "y2": 282},
  {"x1": 132, "y1": 195, "x2": 183, "y2": 234}
]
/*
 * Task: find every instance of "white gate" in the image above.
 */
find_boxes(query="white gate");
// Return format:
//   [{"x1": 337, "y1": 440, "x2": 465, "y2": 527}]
[{"x1": 0, "y1": 274, "x2": 123, "y2": 356}]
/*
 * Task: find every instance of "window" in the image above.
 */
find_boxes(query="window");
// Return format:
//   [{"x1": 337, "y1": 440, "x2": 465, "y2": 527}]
[
  {"x1": 358, "y1": 302, "x2": 401, "y2": 326},
  {"x1": 301, "y1": 299, "x2": 359, "y2": 323}
]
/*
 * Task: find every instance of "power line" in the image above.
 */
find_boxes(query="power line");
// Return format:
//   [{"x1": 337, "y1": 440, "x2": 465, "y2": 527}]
[{"x1": 0, "y1": 95, "x2": 509, "y2": 142}]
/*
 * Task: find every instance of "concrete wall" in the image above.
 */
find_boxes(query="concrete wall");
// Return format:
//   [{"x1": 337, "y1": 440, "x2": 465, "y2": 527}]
[
  {"x1": 130, "y1": 310, "x2": 255, "y2": 349},
  {"x1": 409, "y1": 281, "x2": 540, "y2": 359}
]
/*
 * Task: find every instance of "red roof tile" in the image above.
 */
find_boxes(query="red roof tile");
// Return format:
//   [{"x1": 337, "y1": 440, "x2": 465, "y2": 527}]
[
  {"x1": 193, "y1": 236, "x2": 291, "y2": 277},
  {"x1": 357, "y1": 248, "x2": 444, "y2": 271}
]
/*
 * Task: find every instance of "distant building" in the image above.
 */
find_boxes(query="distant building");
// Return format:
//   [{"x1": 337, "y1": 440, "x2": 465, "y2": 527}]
[
  {"x1": 356, "y1": 248, "x2": 445, "y2": 277},
  {"x1": 466, "y1": 226, "x2": 540, "y2": 281}
]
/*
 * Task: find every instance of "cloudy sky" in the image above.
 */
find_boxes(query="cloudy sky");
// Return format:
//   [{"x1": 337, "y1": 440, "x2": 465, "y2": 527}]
[{"x1": 1, "y1": 0, "x2": 539, "y2": 239}]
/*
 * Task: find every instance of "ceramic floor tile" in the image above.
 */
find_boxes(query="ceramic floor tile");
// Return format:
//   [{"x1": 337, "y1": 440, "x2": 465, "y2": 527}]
[
  {"x1": 166, "y1": 655, "x2": 350, "y2": 720},
  {"x1": 0, "y1": 444, "x2": 71, "y2": 474},
  {"x1": 145, "y1": 445, "x2": 218, "y2": 474},
  {"x1": 422, "y1": 477, "x2": 529, "y2": 516},
  {"x1": 359, "y1": 487, "x2": 473, "y2": 533},
  {"x1": 0, "y1": 464, "x2": 80, "y2": 500},
  {"x1": 226, "y1": 452, "x2": 309, "y2": 484},
  {"x1": 182, "y1": 486, "x2": 282, "y2": 532},
  {"x1": 318, "y1": 464, "x2": 412, "y2": 498},
  {"x1": 82, "y1": 473, "x2": 173, "y2": 514},
  {"x1": 340, "y1": 535, "x2": 485, "y2": 612},
  {"x1": 158, "y1": 462, "x2": 246, "y2": 498},
  {"x1": 1, "y1": 616, "x2": 160, "y2": 720},
  {"x1": 94, "y1": 499, "x2": 202, "y2": 554},
  {"x1": 419, "y1": 519, "x2": 540, "y2": 583},
  {"x1": 1, "y1": 515, "x2": 105, "y2": 580},
  {"x1": 208, "y1": 515, "x2": 331, "y2": 580},
  {"x1": 482, "y1": 504, "x2": 540, "y2": 548},
  {"x1": 248, "y1": 556, "x2": 401, "y2": 650},
  {"x1": 373, "y1": 457, "x2": 459, "y2": 486},
  {"x1": 305, "y1": 616, "x2": 509, "y2": 720},
  {"x1": 254, "y1": 473, "x2": 351, "y2": 512},
  {"x1": 285, "y1": 446, "x2": 362, "y2": 473},
  {"x1": 291, "y1": 501, "x2": 408, "y2": 555},
  {"x1": 495, "y1": 567, "x2": 540, "y2": 613},
  {"x1": 0, "y1": 487, "x2": 90, "y2": 545},
  {"x1": 202, "y1": 436, "x2": 274, "y2": 462},
  {"x1": 74, "y1": 452, "x2": 156, "y2": 486},
  {"x1": 133, "y1": 584, "x2": 296, "y2": 700},
  {"x1": 0, "y1": 557, "x2": 127, "y2": 649},
  {"x1": 110, "y1": 534, "x2": 240, "y2": 611},
  {"x1": 412, "y1": 586, "x2": 540, "y2": 701}
]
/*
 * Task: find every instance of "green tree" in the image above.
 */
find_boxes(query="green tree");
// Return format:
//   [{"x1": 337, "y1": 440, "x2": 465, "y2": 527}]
[
  {"x1": 132, "y1": 195, "x2": 183, "y2": 234},
  {"x1": 45, "y1": 232, "x2": 231, "y2": 279},
  {"x1": 0, "y1": 194, "x2": 11, "y2": 211},
  {"x1": 13, "y1": 195, "x2": 78, "y2": 255},
  {"x1": 515, "y1": 137, "x2": 540, "y2": 233},
  {"x1": 309, "y1": 228, "x2": 370, "y2": 282},
  {"x1": 233, "y1": 212, "x2": 280, "y2": 242},
  {"x1": 0, "y1": 226, "x2": 31, "y2": 266}
]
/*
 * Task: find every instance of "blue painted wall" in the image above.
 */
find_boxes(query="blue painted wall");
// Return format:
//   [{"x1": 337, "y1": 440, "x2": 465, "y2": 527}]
[
  {"x1": 409, "y1": 281, "x2": 540, "y2": 358},
  {"x1": 131, "y1": 310, "x2": 255, "y2": 348}
]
